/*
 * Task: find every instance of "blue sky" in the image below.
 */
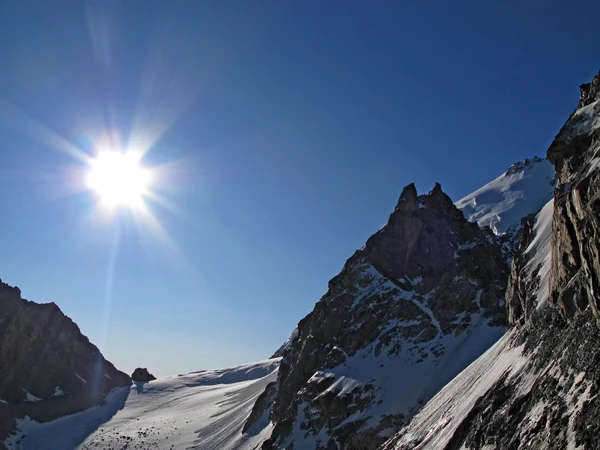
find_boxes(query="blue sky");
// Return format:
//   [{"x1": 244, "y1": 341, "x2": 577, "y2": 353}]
[{"x1": 0, "y1": 1, "x2": 598, "y2": 377}]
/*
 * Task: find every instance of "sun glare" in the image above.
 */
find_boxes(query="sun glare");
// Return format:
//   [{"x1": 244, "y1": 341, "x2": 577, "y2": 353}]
[{"x1": 86, "y1": 151, "x2": 151, "y2": 208}]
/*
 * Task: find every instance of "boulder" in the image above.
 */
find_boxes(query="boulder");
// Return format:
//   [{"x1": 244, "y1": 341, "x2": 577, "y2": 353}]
[{"x1": 131, "y1": 368, "x2": 156, "y2": 383}]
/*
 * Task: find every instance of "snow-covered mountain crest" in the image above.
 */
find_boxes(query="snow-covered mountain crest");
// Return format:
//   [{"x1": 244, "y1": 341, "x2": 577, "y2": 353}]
[{"x1": 456, "y1": 156, "x2": 555, "y2": 236}]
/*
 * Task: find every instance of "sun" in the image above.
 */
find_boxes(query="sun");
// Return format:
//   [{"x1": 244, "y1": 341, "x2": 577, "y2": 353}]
[{"x1": 86, "y1": 151, "x2": 151, "y2": 208}]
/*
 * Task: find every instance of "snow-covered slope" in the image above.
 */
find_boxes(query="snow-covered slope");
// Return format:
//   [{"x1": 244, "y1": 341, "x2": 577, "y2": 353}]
[
  {"x1": 456, "y1": 157, "x2": 555, "y2": 235},
  {"x1": 382, "y1": 329, "x2": 528, "y2": 450},
  {"x1": 4, "y1": 359, "x2": 280, "y2": 450},
  {"x1": 522, "y1": 199, "x2": 554, "y2": 311}
]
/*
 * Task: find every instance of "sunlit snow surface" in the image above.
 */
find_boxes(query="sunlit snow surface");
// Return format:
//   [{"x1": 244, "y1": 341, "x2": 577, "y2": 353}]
[
  {"x1": 456, "y1": 158, "x2": 555, "y2": 235},
  {"x1": 387, "y1": 330, "x2": 528, "y2": 449},
  {"x1": 5, "y1": 359, "x2": 280, "y2": 450},
  {"x1": 524, "y1": 199, "x2": 554, "y2": 311}
]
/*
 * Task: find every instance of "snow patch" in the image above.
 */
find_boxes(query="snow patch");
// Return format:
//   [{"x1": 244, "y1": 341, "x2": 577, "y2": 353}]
[
  {"x1": 24, "y1": 392, "x2": 41, "y2": 403},
  {"x1": 573, "y1": 99, "x2": 600, "y2": 134},
  {"x1": 523, "y1": 199, "x2": 554, "y2": 311},
  {"x1": 52, "y1": 387, "x2": 66, "y2": 397}
]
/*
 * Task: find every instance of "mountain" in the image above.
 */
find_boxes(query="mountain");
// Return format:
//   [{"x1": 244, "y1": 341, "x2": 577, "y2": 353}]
[
  {"x1": 252, "y1": 158, "x2": 556, "y2": 449},
  {"x1": 4, "y1": 359, "x2": 280, "y2": 449},
  {"x1": 0, "y1": 280, "x2": 131, "y2": 447},
  {"x1": 2, "y1": 71, "x2": 595, "y2": 450},
  {"x1": 455, "y1": 157, "x2": 555, "y2": 236},
  {"x1": 383, "y1": 71, "x2": 600, "y2": 449}
]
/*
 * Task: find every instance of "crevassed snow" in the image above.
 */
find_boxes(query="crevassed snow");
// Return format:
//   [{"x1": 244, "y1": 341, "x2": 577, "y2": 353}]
[
  {"x1": 5, "y1": 359, "x2": 280, "y2": 450},
  {"x1": 456, "y1": 158, "x2": 555, "y2": 235}
]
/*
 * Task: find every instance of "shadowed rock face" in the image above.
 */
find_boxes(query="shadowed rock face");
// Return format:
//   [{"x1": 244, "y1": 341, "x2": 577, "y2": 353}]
[
  {"x1": 547, "y1": 71, "x2": 600, "y2": 322},
  {"x1": 382, "y1": 72, "x2": 600, "y2": 450},
  {"x1": 505, "y1": 213, "x2": 537, "y2": 325},
  {"x1": 0, "y1": 280, "x2": 131, "y2": 443},
  {"x1": 262, "y1": 183, "x2": 508, "y2": 450}
]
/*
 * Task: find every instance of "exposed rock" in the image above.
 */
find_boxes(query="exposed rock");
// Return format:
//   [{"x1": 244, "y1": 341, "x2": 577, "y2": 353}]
[
  {"x1": 382, "y1": 71, "x2": 600, "y2": 450},
  {"x1": 547, "y1": 70, "x2": 600, "y2": 322},
  {"x1": 131, "y1": 368, "x2": 157, "y2": 383},
  {"x1": 243, "y1": 381, "x2": 276, "y2": 434},
  {"x1": 0, "y1": 279, "x2": 131, "y2": 443},
  {"x1": 392, "y1": 310, "x2": 600, "y2": 450},
  {"x1": 261, "y1": 183, "x2": 509, "y2": 449}
]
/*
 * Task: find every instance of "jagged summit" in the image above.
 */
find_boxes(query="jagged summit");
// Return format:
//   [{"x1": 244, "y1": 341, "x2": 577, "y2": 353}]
[
  {"x1": 578, "y1": 70, "x2": 600, "y2": 108},
  {"x1": 383, "y1": 71, "x2": 600, "y2": 450},
  {"x1": 261, "y1": 181, "x2": 509, "y2": 449}
]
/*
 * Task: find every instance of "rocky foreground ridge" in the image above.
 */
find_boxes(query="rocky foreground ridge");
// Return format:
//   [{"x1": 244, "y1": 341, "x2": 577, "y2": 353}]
[
  {"x1": 253, "y1": 177, "x2": 534, "y2": 449},
  {"x1": 381, "y1": 72, "x2": 600, "y2": 449},
  {"x1": 248, "y1": 71, "x2": 600, "y2": 448},
  {"x1": 0, "y1": 280, "x2": 131, "y2": 445}
]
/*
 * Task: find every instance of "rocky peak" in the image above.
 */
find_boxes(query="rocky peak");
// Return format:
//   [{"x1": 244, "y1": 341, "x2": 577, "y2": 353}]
[
  {"x1": 0, "y1": 279, "x2": 131, "y2": 442},
  {"x1": 394, "y1": 182, "x2": 418, "y2": 212},
  {"x1": 363, "y1": 183, "x2": 494, "y2": 283},
  {"x1": 548, "y1": 72, "x2": 600, "y2": 182},
  {"x1": 383, "y1": 72, "x2": 600, "y2": 450},
  {"x1": 578, "y1": 70, "x2": 600, "y2": 108},
  {"x1": 262, "y1": 182, "x2": 508, "y2": 449}
]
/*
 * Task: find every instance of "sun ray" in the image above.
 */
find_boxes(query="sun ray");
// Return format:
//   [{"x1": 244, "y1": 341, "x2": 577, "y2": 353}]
[
  {"x1": 0, "y1": 99, "x2": 91, "y2": 165},
  {"x1": 131, "y1": 201, "x2": 197, "y2": 273}
]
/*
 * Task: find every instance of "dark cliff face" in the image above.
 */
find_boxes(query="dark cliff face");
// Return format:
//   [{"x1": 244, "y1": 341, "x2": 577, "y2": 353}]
[
  {"x1": 383, "y1": 71, "x2": 600, "y2": 450},
  {"x1": 0, "y1": 280, "x2": 131, "y2": 442},
  {"x1": 547, "y1": 71, "x2": 600, "y2": 322},
  {"x1": 264, "y1": 183, "x2": 508, "y2": 450}
]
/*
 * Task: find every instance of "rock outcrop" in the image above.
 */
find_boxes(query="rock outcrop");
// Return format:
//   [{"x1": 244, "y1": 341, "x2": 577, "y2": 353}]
[
  {"x1": 261, "y1": 183, "x2": 509, "y2": 449},
  {"x1": 547, "y1": 73, "x2": 600, "y2": 322},
  {"x1": 131, "y1": 368, "x2": 157, "y2": 383},
  {"x1": 383, "y1": 71, "x2": 600, "y2": 450},
  {"x1": 0, "y1": 280, "x2": 131, "y2": 444}
]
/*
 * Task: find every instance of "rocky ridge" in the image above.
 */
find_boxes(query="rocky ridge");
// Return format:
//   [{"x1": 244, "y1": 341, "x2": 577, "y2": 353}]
[
  {"x1": 0, "y1": 280, "x2": 131, "y2": 445},
  {"x1": 383, "y1": 71, "x2": 600, "y2": 449},
  {"x1": 258, "y1": 181, "x2": 512, "y2": 449}
]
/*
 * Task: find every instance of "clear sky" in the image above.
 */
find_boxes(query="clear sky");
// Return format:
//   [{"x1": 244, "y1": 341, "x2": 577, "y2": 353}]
[{"x1": 0, "y1": 1, "x2": 598, "y2": 377}]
